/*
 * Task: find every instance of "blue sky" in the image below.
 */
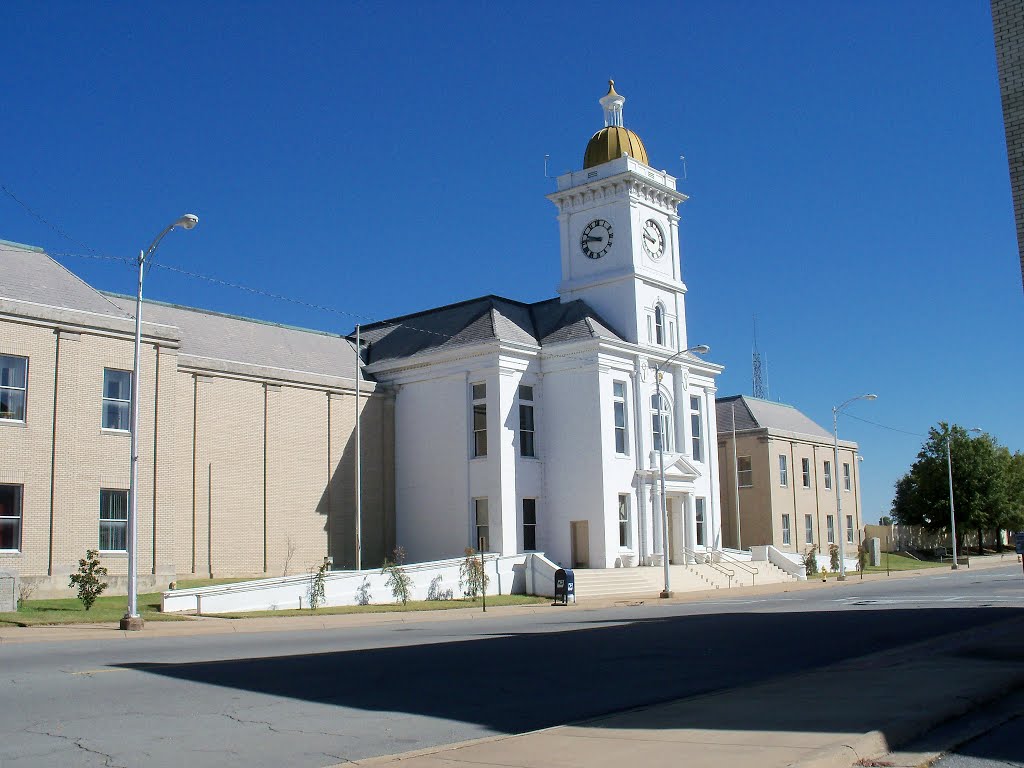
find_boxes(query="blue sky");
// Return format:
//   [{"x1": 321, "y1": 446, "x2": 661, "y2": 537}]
[{"x1": 1, "y1": 2, "x2": 1020, "y2": 523}]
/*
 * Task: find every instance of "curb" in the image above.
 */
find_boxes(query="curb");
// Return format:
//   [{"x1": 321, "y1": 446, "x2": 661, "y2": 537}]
[{"x1": 789, "y1": 667, "x2": 1024, "y2": 768}]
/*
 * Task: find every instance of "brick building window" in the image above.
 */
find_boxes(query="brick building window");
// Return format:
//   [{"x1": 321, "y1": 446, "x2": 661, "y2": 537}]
[
  {"x1": 99, "y1": 490, "x2": 128, "y2": 552},
  {"x1": 778, "y1": 455, "x2": 788, "y2": 487},
  {"x1": 782, "y1": 514, "x2": 791, "y2": 546},
  {"x1": 0, "y1": 355, "x2": 27, "y2": 422},
  {"x1": 801, "y1": 458, "x2": 811, "y2": 488},
  {"x1": 843, "y1": 462, "x2": 852, "y2": 491},
  {"x1": 804, "y1": 514, "x2": 813, "y2": 544},
  {"x1": 823, "y1": 461, "x2": 833, "y2": 490},
  {"x1": 737, "y1": 456, "x2": 753, "y2": 487},
  {"x1": 102, "y1": 369, "x2": 132, "y2": 430},
  {"x1": 0, "y1": 484, "x2": 22, "y2": 551}
]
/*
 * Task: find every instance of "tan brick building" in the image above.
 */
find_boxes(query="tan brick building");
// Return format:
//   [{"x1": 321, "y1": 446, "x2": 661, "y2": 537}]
[
  {"x1": 716, "y1": 396, "x2": 863, "y2": 565},
  {"x1": 0, "y1": 239, "x2": 394, "y2": 596}
]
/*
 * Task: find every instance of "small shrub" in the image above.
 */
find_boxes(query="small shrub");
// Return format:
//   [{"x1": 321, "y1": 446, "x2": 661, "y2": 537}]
[
  {"x1": 803, "y1": 547, "x2": 818, "y2": 577},
  {"x1": 17, "y1": 579, "x2": 39, "y2": 609},
  {"x1": 459, "y1": 547, "x2": 490, "y2": 599},
  {"x1": 308, "y1": 561, "x2": 328, "y2": 610},
  {"x1": 857, "y1": 544, "x2": 868, "y2": 573},
  {"x1": 68, "y1": 550, "x2": 108, "y2": 610},
  {"x1": 355, "y1": 576, "x2": 372, "y2": 606},
  {"x1": 427, "y1": 574, "x2": 453, "y2": 601},
  {"x1": 829, "y1": 543, "x2": 841, "y2": 573},
  {"x1": 382, "y1": 547, "x2": 412, "y2": 605}
]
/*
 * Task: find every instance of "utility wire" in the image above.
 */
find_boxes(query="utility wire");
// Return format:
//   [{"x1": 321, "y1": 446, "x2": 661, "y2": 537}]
[{"x1": 844, "y1": 411, "x2": 927, "y2": 438}]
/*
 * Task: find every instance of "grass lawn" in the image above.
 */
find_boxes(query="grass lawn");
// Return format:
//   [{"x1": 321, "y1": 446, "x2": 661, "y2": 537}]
[
  {"x1": 862, "y1": 553, "x2": 947, "y2": 573},
  {"x1": 800, "y1": 553, "x2": 946, "y2": 581},
  {"x1": 210, "y1": 594, "x2": 547, "y2": 619},
  {"x1": 173, "y1": 577, "x2": 254, "y2": 589},
  {"x1": 0, "y1": 592, "x2": 189, "y2": 627}
]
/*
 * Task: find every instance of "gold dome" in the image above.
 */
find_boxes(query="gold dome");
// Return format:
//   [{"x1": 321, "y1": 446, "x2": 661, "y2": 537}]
[{"x1": 583, "y1": 125, "x2": 649, "y2": 169}]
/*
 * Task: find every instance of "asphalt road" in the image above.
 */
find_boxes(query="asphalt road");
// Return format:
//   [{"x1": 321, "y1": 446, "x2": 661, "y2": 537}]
[{"x1": 2, "y1": 564, "x2": 1022, "y2": 768}]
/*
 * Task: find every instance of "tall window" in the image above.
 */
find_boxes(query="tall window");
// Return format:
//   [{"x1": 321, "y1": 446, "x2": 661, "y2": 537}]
[
  {"x1": 613, "y1": 381, "x2": 629, "y2": 455},
  {"x1": 843, "y1": 462, "x2": 851, "y2": 491},
  {"x1": 651, "y1": 392, "x2": 672, "y2": 452},
  {"x1": 779, "y1": 455, "x2": 788, "y2": 487},
  {"x1": 782, "y1": 514, "x2": 791, "y2": 546},
  {"x1": 523, "y1": 498, "x2": 537, "y2": 551},
  {"x1": 690, "y1": 395, "x2": 703, "y2": 461},
  {"x1": 102, "y1": 369, "x2": 132, "y2": 430},
  {"x1": 0, "y1": 355, "x2": 27, "y2": 422},
  {"x1": 471, "y1": 383, "x2": 487, "y2": 457},
  {"x1": 518, "y1": 385, "x2": 535, "y2": 457},
  {"x1": 654, "y1": 304, "x2": 665, "y2": 345},
  {"x1": 99, "y1": 489, "x2": 128, "y2": 551},
  {"x1": 696, "y1": 498, "x2": 706, "y2": 546},
  {"x1": 827, "y1": 514, "x2": 835, "y2": 544},
  {"x1": 801, "y1": 458, "x2": 811, "y2": 488},
  {"x1": 737, "y1": 456, "x2": 753, "y2": 487},
  {"x1": 617, "y1": 494, "x2": 630, "y2": 547},
  {"x1": 474, "y1": 498, "x2": 489, "y2": 552},
  {"x1": 846, "y1": 514, "x2": 854, "y2": 544},
  {"x1": 804, "y1": 513, "x2": 814, "y2": 544},
  {"x1": 823, "y1": 460, "x2": 833, "y2": 490},
  {"x1": 0, "y1": 484, "x2": 22, "y2": 551}
]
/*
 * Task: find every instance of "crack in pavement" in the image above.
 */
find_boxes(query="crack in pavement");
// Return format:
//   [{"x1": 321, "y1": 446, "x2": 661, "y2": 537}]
[
  {"x1": 25, "y1": 726, "x2": 127, "y2": 768},
  {"x1": 219, "y1": 711, "x2": 351, "y2": 739}
]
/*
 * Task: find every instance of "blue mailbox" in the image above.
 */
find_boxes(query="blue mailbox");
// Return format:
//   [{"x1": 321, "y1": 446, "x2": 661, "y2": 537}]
[{"x1": 554, "y1": 568, "x2": 575, "y2": 605}]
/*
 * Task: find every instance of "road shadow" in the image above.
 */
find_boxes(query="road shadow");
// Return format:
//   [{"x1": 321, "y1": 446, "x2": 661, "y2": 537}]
[{"x1": 118, "y1": 606, "x2": 1024, "y2": 752}]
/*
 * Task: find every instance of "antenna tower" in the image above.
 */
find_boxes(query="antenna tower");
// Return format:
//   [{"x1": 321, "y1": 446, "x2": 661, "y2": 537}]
[{"x1": 752, "y1": 315, "x2": 766, "y2": 399}]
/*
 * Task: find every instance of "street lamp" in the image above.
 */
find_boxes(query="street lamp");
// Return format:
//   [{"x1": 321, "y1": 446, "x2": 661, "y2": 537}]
[
  {"x1": 120, "y1": 214, "x2": 199, "y2": 631},
  {"x1": 655, "y1": 343, "x2": 711, "y2": 598},
  {"x1": 833, "y1": 393, "x2": 876, "y2": 581},
  {"x1": 946, "y1": 425, "x2": 982, "y2": 570}
]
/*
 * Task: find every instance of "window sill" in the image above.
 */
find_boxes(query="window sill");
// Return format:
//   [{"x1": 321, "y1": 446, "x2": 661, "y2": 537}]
[
  {"x1": 519, "y1": 455, "x2": 541, "y2": 462},
  {"x1": 0, "y1": 418, "x2": 27, "y2": 427},
  {"x1": 98, "y1": 550, "x2": 128, "y2": 557},
  {"x1": 0, "y1": 550, "x2": 22, "y2": 555},
  {"x1": 100, "y1": 428, "x2": 131, "y2": 436}
]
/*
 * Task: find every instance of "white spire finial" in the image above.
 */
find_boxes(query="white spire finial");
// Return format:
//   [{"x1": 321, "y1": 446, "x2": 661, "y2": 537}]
[{"x1": 599, "y1": 79, "x2": 625, "y2": 128}]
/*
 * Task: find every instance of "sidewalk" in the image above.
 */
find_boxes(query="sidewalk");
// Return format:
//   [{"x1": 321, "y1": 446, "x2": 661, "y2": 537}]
[
  {"x1": 345, "y1": 615, "x2": 1024, "y2": 768},
  {"x1": 0, "y1": 554, "x2": 1016, "y2": 645}
]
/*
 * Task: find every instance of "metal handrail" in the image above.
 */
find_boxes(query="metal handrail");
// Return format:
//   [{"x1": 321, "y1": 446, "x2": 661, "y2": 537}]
[
  {"x1": 680, "y1": 546, "x2": 735, "y2": 587},
  {"x1": 716, "y1": 550, "x2": 759, "y2": 584}
]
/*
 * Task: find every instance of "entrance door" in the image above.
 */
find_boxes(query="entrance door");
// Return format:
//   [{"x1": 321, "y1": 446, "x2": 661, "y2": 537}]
[{"x1": 570, "y1": 521, "x2": 590, "y2": 568}]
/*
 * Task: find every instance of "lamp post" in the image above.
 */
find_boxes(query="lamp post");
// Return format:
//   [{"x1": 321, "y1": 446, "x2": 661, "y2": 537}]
[
  {"x1": 946, "y1": 425, "x2": 982, "y2": 570},
  {"x1": 654, "y1": 343, "x2": 710, "y2": 598},
  {"x1": 120, "y1": 214, "x2": 199, "y2": 631},
  {"x1": 832, "y1": 393, "x2": 876, "y2": 582}
]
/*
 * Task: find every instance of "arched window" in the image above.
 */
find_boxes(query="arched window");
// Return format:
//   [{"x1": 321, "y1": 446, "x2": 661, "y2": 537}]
[
  {"x1": 654, "y1": 304, "x2": 665, "y2": 346},
  {"x1": 651, "y1": 392, "x2": 673, "y2": 452}
]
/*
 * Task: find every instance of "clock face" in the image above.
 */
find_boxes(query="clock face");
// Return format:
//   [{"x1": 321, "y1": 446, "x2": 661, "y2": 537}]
[
  {"x1": 642, "y1": 219, "x2": 665, "y2": 260},
  {"x1": 581, "y1": 219, "x2": 613, "y2": 259}
]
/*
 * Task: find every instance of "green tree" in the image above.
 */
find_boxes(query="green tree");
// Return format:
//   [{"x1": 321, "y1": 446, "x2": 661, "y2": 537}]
[
  {"x1": 68, "y1": 550, "x2": 108, "y2": 610},
  {"x1": 891, "y1": 424, "x2": 1009, "y2": 554},
  {"x1": 381, "y1": 546, "x2": 412, "y2": 605},
  {"x1": 878, "y1": 515, "x2": 893, "y2": 526}
]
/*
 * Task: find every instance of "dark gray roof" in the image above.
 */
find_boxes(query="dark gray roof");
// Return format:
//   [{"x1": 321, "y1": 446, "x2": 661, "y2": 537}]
[
  {"x1": 105, "y1": 295, "x2": 365, "y2": 382},
  {"x1": 0, "y1": 239, "x2": 131, "y2": 319},
  {"x1": 357, "y1": 295, "x2": 623, "y2": 365},
  {"x1": 716, "y1": 395, "x2": 834, "y2": 440}
]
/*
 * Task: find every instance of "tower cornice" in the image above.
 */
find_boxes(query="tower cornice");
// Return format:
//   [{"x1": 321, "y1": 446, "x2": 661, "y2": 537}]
[{"x1": 547, "y1": 161, "x2": 687, "y2": 216}]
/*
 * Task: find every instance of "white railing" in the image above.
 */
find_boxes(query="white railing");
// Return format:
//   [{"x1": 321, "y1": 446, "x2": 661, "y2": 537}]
[{"x1": 716, "y1": 550, "x2": 758, "y2": 585}]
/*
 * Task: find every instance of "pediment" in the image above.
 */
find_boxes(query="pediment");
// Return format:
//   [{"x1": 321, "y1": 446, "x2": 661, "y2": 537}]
[{"x1": 644, "y1": 452, "x2": 700, "y2": 482}]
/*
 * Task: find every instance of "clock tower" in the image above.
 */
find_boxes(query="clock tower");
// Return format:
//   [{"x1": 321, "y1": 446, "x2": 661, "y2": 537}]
[{"x1": 548, "y1": 81, "x2": 689, "y2": 351}]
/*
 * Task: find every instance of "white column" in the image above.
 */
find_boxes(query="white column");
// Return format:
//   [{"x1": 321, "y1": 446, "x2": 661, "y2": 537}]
[
  {"x1": 703, "y1": 386, "x2": 722, "y2": 550},
  {"x1": 685, "y1": 492, "x2": 698, "y2": 563},
  {"x1": 651, "y1": 482, "x2": 663, "y2": 563}
]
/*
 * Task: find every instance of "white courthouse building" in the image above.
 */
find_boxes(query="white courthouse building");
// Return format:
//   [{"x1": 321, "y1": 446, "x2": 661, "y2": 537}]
[
  {"x1": 0, "y1": 81, "x2": 724, "y2": 594},
  {"x1": 359, "y1": 81, "x2": 724, "y2": 570}
]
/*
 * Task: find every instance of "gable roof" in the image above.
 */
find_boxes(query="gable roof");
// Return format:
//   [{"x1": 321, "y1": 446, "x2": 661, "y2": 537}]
[
  {"x1": 356, "y1": 294, "x2": 623, "y2": 365},
  {"x1": 104, "y1": 295, "x2": 366, "y2": 382},
  {"x1": 716, "y1": 395, "x2": 834, "y2": 441},
  {"x1": 0, "y1": 239, "x2": 131, "y2": 320}
]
